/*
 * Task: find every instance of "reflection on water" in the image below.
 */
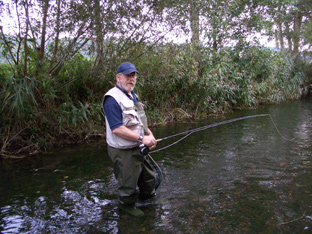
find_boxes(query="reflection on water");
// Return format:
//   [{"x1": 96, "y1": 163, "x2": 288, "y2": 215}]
[{"x1": 1, "y1": 97, "x2": 312, "y2": 233}]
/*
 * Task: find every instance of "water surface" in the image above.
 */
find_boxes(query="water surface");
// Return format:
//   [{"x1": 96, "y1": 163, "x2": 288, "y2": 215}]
[{"x1": 1, "y1": 97, "x2": 312, "y2": 233}]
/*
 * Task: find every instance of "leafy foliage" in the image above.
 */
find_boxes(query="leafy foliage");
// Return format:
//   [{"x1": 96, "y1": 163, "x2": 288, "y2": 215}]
[
  {"x1": 136, "y1": 44, "x2": 307, "y2": 120},
  {"x1": 0, "y1": 0, "x2": 311, "y2": 156}
]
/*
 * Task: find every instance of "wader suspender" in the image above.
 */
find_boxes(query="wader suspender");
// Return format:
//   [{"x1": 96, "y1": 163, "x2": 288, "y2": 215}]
[{"x1": 134, "y1": 102, "x2": 148, "y2": 135}]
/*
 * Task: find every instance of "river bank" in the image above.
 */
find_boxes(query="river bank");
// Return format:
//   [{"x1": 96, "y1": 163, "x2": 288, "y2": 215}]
[
  {"x1": 1, "y1": 45, "x2": 310, "y2": 158},
  {"x1": 1, "y1": 91, "x2": 310, "y2": 159}
]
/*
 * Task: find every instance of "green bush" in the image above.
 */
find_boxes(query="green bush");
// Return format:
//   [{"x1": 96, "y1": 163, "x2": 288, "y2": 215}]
[
  {"x1": 0, "y1": 42, "x2": 308, "y2": 155},
  {"x1": 135, "y1": 44, "x2": 307, "y2": 122}
]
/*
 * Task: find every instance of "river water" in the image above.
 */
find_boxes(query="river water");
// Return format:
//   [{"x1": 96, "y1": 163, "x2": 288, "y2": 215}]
[{"x1": 1, "y1": 97, "x2": 312, "y2": 233}]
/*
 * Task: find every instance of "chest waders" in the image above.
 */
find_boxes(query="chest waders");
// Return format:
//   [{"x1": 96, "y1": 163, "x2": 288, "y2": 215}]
[{"x1": 108, "y1": 99, "x2": 162, "y2": 211}]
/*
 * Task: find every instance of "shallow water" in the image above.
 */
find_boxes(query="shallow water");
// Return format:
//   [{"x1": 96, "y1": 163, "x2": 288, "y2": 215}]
[{"x1": 1, "y1": 97, "x2": 312, "y2": 233}]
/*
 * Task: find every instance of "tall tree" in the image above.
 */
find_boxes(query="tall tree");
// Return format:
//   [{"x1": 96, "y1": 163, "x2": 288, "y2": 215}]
[
  {"x1": 292, "y1": 0, "x2": 312, "y2": 57},
  {"x1": 0, "y1": 0, "x2": 172, "y2": 78},
  {"x1": 1, "y1": 0, "x2": 311, "y2": 79},
  {"x1": 264, "y1": 0, "x2": 312, "y2": 54}
]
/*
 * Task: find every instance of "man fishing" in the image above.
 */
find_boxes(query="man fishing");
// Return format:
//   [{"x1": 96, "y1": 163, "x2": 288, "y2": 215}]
[{"x1": 103, "y1": 62, "x2": 157, "y2": 217}]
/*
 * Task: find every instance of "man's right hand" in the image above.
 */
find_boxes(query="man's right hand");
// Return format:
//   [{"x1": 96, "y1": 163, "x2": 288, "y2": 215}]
[{"x1": 142, "y1": 134, "x2": 157, "y2": 150}]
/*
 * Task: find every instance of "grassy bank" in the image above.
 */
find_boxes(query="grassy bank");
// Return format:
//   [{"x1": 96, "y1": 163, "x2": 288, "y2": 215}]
[{"x1": 0, "y1": 44, "x2": 310, "y2": 157}]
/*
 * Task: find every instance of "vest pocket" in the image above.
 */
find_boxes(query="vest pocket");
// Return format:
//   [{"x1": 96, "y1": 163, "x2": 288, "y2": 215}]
[
  {"x1": 122, "y1": 109, "x2": 141, "y2": 127},
  {"x1": 120, "y1": 99, "x2": 144, "y2": 130}
]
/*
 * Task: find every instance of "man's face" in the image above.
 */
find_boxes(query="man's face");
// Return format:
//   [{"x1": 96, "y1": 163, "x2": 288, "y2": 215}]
[{"x1": 117, "y1": 72, "x2": 137, "y2": 94}]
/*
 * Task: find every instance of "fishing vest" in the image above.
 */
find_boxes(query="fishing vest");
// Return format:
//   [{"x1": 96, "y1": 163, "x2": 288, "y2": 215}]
[{"x1": 104, "y1": 87, "x2": 148, "y2": 149}]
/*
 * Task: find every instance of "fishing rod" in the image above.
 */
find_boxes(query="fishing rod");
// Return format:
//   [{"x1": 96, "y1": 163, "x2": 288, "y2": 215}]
[
  {"x1": 139, "y1": 114, "x2": 270, "y2": 155},
  {"x1": 156, "y1": 114, "x2": 269, "y2": 143}
]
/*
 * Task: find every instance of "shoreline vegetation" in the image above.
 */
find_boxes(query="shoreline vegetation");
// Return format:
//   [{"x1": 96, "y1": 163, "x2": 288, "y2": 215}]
[{"x1": 1, "y1": 44, "x2": 311, "y2": 158}]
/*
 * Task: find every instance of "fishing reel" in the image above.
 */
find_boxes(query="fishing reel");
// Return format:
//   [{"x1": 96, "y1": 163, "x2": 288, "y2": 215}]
[{"x1": 139, "y1": 144, "x2": 150, "y2": 155}]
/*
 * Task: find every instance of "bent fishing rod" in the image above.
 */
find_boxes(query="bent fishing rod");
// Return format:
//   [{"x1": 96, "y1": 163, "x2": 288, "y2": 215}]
[
  {"x1": 140, "y1": 113, "x2": 292, "y2": 155},
  {"x1": 158, "y1": 114, "x2": 269, "y2": 142}
]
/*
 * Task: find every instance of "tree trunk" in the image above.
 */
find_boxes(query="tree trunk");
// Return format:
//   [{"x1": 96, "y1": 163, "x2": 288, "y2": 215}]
[
  {"x1": 24, "y1": 0, "x2": 29, "y2": 77},
  {"x1": 48, "y1": 0, "x2": 61, "y2": 74},
  {"x1": 293, "y1": 10, "x2": 302, "y2": 58},
  {"x1": 40, "y1": 0, "x2": 50, "y2": 61},
  {"x1": 285, "y1": 23, "x2": 292, "y2": 52},
  {"x1": 190, "y1": 2, "x2": 200, "y2": 43},
  {"x1": 278, "y1": 24, "x2": 284, "y2": 50},
  {"x1": 93, "y1": 0, "x2": 104, "y2": 69},
  {"x1": 274, "y1": 30, "x2": 279, "y2": 48}
]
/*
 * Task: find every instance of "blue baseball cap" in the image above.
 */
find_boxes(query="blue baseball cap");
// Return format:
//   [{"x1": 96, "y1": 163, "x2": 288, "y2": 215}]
[{"x1": 117, "y1": 62, "x2": 139, "y2": 75}]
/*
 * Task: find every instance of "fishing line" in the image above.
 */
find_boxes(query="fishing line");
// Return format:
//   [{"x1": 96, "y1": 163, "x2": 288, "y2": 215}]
[
  {"x1": 267, "y1": 114, "x2": 297, "y2": 142},
  {"x1": 147, "y1": 154, "x2": 163, "y2": 190},
  {"x1": 149, "y1": 113, "x2": 296, "y2": 154},
  {"x1": 151, "y1": 132, "x2": 194, "y2": 153},
  {"x1": 147, "y1": 113, "x2": 296, "y2": 190}
]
